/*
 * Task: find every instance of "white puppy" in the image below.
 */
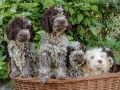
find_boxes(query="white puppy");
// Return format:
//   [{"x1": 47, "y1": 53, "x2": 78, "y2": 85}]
[{"x1": 84, "y1": 48, "x2": 113, "y2": 76}]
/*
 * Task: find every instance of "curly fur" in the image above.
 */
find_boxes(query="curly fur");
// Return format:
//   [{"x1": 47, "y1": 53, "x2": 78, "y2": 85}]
[
  {"x1": 39, "y1": 6, "x2": 72, "y2": 83},
  {"x1": 101, "y1": 47, "x2": 114, "y2": 73},
  {"x1": 84, "y1": 47, "x2": 114, "y2": 76},
  {"x1": 66, "y1": 42, "x2": 85, "y2": 77},
  {"x1": 109, "y1": 63, "x2": 120, "y2": 73},
  {"x1": 5, "y1": 17, "x2": 35, "y2": 78}
]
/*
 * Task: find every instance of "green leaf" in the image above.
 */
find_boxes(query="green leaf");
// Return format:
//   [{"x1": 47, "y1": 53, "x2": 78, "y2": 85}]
[
  {"x1": 16, "y1": 12, "x2": 32, "y2": 17},
  {"x1": 85, "y1": 0, "x2": 101, "y2": 4},
  {"x1": 68, "y1": 2, "x2": 73, "y2": 5},
  {"x1": 9, "y1": 4, "x2": 17, "y2": 13},
  {"x1": 66, "y1": 35, "x2": 74, "y2": 41},
  {"x1": 41, "y1": 0, "x2": 55, "y2": 9},
  {"x1": 80, "y1": 3, "x2": 90, "y2": 10},
  {"x1": 70, "y1": 17, "x2": 77, "y2": 25},
  {"x1": 69, "y1": 7, "x2": 74, "y2": 15},
  {"x1": 0, "y1": 61, "x2": 5, "y2": 66},
  {"x1": 0, "y1": 55, "x2": 6, "y2": 61},
  {"x1": 0, "y1": 16, "x2": 3, "y2": 25},
  {"x1": 19, "y1": 3, "x2": 39, "y2": 9},
  {"x1": 56, "y1": 0, "x2": 66, "y2": 5},
  {"x1": 89, "y1": 26, "x2": 98, "y2": 36},
  {"x1": 90, "y1": 5, "x2": 98, "y2": 11},
  {"x1": 77, "y1": 14, "x2": 84, "y2": 23},
  {"x1": 36, "y1": 31, "x2": 44, "y2": 36},
  {"x1": 95, "y1": 11, "x2": 102, "y2": 18},
  {"x1": 84, "y1": 18, "x2": 91, "y2": 26},
  {"x1": 0, "y1": 3, "x2": 10, "y2": 9},
  {"x1": 83, "y1": 11, "x2": 90, "y2": 17}
]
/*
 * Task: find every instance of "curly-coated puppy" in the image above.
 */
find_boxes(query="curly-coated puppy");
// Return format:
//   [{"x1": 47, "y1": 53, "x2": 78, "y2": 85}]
[
  {"x1": 66, "y1": 42, "x2": 85, "y2": 77},
  {"x1": 109, "y1": 63, "x2": 120, "y2": 73},
  {"x1": 102, "y1": 47, "x2": 114, "y2": 73},
  {"x1": 39, "y1": 6, "x2": 72, "y2": 83},
  {"x1": 84, "y1": 48, "x2": 113, "y2": 76},
  {"x1": 102, "y1": 47, "x2": 119, "y2": 73},
  {"x1": 81, "y1": 47, "x2": 114, "y2": 76},
  {"x1": 5, "y1": 17, "x2": 35, "y2": 78}
]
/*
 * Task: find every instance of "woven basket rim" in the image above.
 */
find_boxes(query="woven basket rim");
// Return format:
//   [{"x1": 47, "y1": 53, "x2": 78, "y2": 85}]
[{"x1": 13, "y1": 72, "x2": 120, "y2": 84}]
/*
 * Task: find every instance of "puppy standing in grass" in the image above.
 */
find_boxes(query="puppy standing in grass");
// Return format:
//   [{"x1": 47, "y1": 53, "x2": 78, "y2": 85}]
[
  {"x1": 5, "y1": 17, "x2": 35, "y2": 78},
  {"x1": 39, "y1": 6, "x2": 72, "y2": 83}
]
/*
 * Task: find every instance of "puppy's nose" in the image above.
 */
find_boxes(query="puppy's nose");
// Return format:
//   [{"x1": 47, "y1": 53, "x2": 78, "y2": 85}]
[
  {"x1": 59, "y1": 20, "x2": 65, "y2": 25},
  {"x1": 79, "y1": 54, "x2": 83, "y2": 57},
  {"x1": 98, "y1": 60, "x2": 102, "y2": 64}
]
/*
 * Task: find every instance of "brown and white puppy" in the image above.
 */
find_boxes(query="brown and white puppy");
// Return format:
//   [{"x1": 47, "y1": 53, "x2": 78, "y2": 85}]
[
  {"x1": 66, "y1": 41, "x2": 85, "y2": 77},
  {"x1": 102, "y1": 47, "x2": 114, "y2": 73},
  {"x1": 83, "y1": 47, "x2": 114, "y2": 76},
  {"x1": 39, "y1": 6, "x2": 72, "y2": 84},
  {"x1": 5, "y1": 17, "x2": 35, "y2": 79}
]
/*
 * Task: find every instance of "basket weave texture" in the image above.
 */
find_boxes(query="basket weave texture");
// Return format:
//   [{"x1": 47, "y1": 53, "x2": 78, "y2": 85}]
[{"x1": 13, "y1": 72, "x2": 120, "y2": 90}]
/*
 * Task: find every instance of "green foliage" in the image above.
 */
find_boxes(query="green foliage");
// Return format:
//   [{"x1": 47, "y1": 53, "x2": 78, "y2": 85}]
[
  {"x1": 0, "y1": 0, "x2": 120, "y2": 79},
  {"x1": 0, "y1": 41, "x2": 7, "y2": 79}
]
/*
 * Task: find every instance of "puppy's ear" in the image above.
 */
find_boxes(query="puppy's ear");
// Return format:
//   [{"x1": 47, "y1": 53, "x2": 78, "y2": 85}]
[
  {"x1": 29, "y1": 26, "x2": 35, "y2": 42},
  {"x1": 5, "y1": 26, "x2": 13, "y2": 40},
  {"x1": 5, "y1": 17, "x2": 22, "y2": 40},
  {"x1": 101, "y1": 47, "x2": 106, "y2": 52},
  {"x1": 40, "y1": 15, "x2": 51, "y2": 33},
  {"x1": 67, "y1": 46, "x2": 75, "y2": 51},
  {"x1": 66, "y1": 46, "x2": 74, "y2": 68},
  {"x1": 66, "y1": 20, "x2": 72, "y2": 32},
  {"x1": 80, "y1": 44, "x2": 87, "y2": 53},
  {"x1": 64, "y1": 18, "x2": 72, "y2": 33},
  {"x1": 108, "y1": 49, "x2": 114, "y2": 59},
  {"x1": 63, "y1": 10, "x2": 72, "y2": 33}
]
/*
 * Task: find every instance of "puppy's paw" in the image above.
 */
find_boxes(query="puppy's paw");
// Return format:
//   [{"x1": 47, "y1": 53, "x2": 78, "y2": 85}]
[
  {"x1": 39, "y1": 76, "x2": 50, "y2": 84},
  {"x1": 56, "y1": 74, "x2": 66, "y2": 80},
  {"x1": 10, "y1": 71, "x2": 20, "y2": 79},
  {"x1": 19, "y1": 73, "x2": 31, "y2": 78}
]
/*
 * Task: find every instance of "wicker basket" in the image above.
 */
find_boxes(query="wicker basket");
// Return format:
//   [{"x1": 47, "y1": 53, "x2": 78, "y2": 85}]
[{"x1": 13, "y1": 72, "x2": 120, "y2": 90}]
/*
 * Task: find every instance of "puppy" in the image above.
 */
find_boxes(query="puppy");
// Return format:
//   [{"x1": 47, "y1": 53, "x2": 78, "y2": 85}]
[
  {"x1": 66, "y1": 41, "x2": 85, "y2": 77},
  {"x1": 84, "y1": 48, "x2": 113, "y2": 76},
  {"x1": 102, "y1": 47, "x2": 114, "y2": 73},
  {"x1": 109, "y1": 63, "x2": 120, "y2": 73},
  {"x1": 39, "y1": 6, "x2": 72, "y2": 83},
  {"x1": 5, "y1": 17, "x2": 35, "y2": 78}
]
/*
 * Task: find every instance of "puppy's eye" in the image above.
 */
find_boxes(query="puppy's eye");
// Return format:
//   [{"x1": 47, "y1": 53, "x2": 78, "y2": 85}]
[
  {"x1": 74, "y1": 59, "x2": 78, "y2": 62},
  {"x1": 109, "y1": 59, "x2": 111, "y2": 62},
  {"x1": 91, "y1": 56, "x2": 94, "y2": 59},
  {"x1": 52, "y1": 16, "x2": 55, "y2": 18}
]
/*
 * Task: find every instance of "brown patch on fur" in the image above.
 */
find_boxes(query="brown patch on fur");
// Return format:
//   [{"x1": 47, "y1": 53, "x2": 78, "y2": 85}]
[{"x1": 81, "y1": 60, "x2": 91, "y2": 76}]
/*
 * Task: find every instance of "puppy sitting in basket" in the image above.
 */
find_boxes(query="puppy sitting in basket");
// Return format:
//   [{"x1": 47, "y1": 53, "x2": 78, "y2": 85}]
[
  {"x1": 81, "y1": 47, "x2": 114, "y2": 76},
  {"x1": 5, "y1": 17, "x2": 35, "y2": 78},
  {"x1": 38, "y1": 6, "x2": 72, "y2": 83},
  {"x1": 66, "y1": 41, "x2": 85, "y2": 77}
]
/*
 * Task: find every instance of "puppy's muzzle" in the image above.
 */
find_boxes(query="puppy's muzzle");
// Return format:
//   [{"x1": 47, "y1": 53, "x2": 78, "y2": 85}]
[{"x1": 17, "y1": 29, "x2": 30, "y2": 42}]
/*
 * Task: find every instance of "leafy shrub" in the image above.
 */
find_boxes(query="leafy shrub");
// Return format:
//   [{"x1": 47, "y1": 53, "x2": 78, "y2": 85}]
[{"x1": 0, "y1": 0, "x2": 120, "y2": 79}]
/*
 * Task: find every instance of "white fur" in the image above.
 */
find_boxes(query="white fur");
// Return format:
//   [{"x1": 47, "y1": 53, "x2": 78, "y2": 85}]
[
  {"x1": 71, "y1": 41, "x2": 81, "y2": 50},
  {"x1": 84, "y1": 48, "x2": 108, "y2": 75}
]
